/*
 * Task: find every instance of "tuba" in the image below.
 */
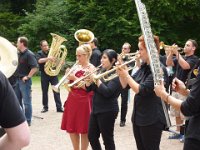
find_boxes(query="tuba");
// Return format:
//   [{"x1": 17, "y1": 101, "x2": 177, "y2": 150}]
[
  {"x1": 74, "y1": 29, "x2": 94, "y2": 45},
  {"x1": 44, "y1": 33, "x2": 67, "y2": 76},
  {"x1": 0, "y1": 36, "x2": 18, "y2": 78}
]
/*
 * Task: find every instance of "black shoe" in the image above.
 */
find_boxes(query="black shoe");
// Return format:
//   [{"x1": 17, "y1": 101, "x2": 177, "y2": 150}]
[
  {"x1": 41, "y1": 108, "x2": 48, "y2": 113},
  {"x1": 57, "y1": 108, "x2": 64, "y2": 113},
  {"x1": 120, "y1": 121, "x2": 125, "y2": 127},
  {"x1": 28, "y1": 122, "x2": 31, "y2": 126}
]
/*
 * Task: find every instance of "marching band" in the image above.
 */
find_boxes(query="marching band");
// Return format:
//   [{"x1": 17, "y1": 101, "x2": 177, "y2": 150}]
[{"x1": 1, "y1": 1, "x2": 200, "y2": 150}]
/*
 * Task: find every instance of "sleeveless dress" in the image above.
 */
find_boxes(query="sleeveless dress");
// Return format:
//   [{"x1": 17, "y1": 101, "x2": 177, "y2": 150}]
[{"x1": 61, "y1": 69, "x2": 93, "y2": 134}]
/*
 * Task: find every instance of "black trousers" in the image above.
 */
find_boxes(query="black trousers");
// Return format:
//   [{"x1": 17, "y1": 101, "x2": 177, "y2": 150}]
[
  {"x1": 41, "y1": 72, "x2": 62, "y2": 110},
  {"x1": 184, "y1": 138, "x2": 200, "y2": 150},
  {"x1": 88, "y1": 111, "x2": 118, "y2": 150},
  {"x1": 120, "y1": 88, "x2": 129, "y2": 122},
  {"x1": 133, "y1": 122, "x2": 164, "y2": 150}
]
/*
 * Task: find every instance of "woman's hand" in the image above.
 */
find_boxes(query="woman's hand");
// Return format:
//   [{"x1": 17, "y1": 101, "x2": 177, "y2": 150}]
[{"x1": 154, "y1": 80, "x2": 168, "y2": 100}]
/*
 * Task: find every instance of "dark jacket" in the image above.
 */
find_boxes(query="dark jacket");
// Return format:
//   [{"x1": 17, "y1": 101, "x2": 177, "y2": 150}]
[{"x1": 86, "y1": 76, "x2": 122, "y2": 114}]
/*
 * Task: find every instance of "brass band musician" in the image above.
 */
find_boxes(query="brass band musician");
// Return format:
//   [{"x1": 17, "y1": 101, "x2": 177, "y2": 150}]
[{"x1": 61, "y1": 44, "x2": 95, "y2": 150}]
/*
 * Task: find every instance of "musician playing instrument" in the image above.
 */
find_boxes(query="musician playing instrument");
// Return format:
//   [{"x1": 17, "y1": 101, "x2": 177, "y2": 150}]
[
  {"x1": 166, "y1": 39, "x2": 198, "y2": 140},
  {"x1": 61, "y1": 44, "x2": 95, "y2": 150},
  {"x1": 117, "y1": 35, "x2": 169, "y2": 150},
  {"x1": 85, "y1": 49, "x2": 122, "y2": 150},
  {"x1": 154, "y1": 74, "x2": 200, "y2": 150},
  {"x1": 119, "y1": 42, "x2": 132, "y2": 127},
  {"x1": 36, "y1": 40, "x2": 63, "y2": 113}
]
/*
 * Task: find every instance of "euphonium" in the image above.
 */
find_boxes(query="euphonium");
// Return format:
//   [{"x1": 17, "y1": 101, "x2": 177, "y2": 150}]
[
  {"x1": 74, "y1": 29, "x2": 94, "y2": 45},
  {"x1": 44, "y1": 33, "x2": 67, "y2": 76},
  {"x1": 0, "y1": 36, "x2": 18, "y2": 78}
]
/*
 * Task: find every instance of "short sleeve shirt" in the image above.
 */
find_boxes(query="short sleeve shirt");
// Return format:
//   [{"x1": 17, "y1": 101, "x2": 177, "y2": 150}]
[{"x1": 0, "y1": 71, "x2": 25, "y2": 128}]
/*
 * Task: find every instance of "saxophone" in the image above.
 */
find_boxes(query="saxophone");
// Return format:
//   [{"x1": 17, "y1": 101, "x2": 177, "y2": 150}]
[
  {"x1": 134, "y1": 0, "x2": 171, "y2": 129},
  {"x1": 44, "y1": 33, "x2": 67, "y2": 76}
]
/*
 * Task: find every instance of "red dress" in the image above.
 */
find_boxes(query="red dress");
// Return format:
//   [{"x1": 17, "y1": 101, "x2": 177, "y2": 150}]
[{"x1": 61, "y1": 69, "x2": 93, "y2": 134}]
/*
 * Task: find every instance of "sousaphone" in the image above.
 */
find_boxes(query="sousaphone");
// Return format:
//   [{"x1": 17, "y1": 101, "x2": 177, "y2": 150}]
[{"x1": 0, "y1": 36, "x2": 18, "y2": 78}]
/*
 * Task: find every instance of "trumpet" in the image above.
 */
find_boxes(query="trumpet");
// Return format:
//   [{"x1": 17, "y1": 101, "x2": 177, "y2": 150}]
[
  {"x1": 52, "y1": 61, "x2": 79, "y2": 93},
  {"x1": 160, "y1": 41, "x2": 184, "y2": 53},
  {"x1": 119, "y1": 52, "x2": 138, "y2": 61},
  {"x1": 64, "y1": 64, "x2": 102, "y2": 91},
  {"x1": 93, "y1": 56, "x2": 137, "y2": 82}
]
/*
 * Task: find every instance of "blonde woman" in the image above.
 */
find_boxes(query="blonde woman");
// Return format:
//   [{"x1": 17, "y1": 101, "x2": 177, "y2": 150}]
[{"x1": 61, "y1": 44, "x2": 95, "y2": 150}]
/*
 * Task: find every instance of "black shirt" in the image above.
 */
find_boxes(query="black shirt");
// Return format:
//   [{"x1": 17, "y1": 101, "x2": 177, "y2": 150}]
[
  {"x1": 181, "y1": 69, "x2": 200, "y2": 141},
  {"x1": 36, "y1": 50, "x2": 48, "y2": 72},
  {"x1": 16, "y1": 49, "x2": 38, "y2": 78},
  {"x1": 90, "y1": 48, "x2": 101, "y2": 67},
  {"x1": 132, "y1": 63, "x2": 169, "y2": 126},
  {"x1": 86, "y1": 76, "x2": 122, "y2": 114},
  {"x1": 174, "y1": 55, "x2": 198, "y2": 83},
  {"x1": 0, "y1": 71, "x2": 25, "y2": 128}
]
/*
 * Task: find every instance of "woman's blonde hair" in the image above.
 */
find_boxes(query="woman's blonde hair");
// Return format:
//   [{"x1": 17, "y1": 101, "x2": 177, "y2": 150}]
[{"x1": 76, "y1": 44, "x2": 92, "y2": 59}]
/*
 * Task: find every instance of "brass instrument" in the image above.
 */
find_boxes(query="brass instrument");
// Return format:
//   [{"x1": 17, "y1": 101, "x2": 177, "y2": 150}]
[
  {"x1": 44, "y1": 33, "x2": 67, "y2": 76},
  {"x1": 119, "y1": 52, "x2": 138, "y2": 61},
  {"x1": 74, "y1": 29, "x2": 94, "y2": 45},
  {"x1": 93, "y1": 56, "x2": 136, "y2": 82},
  {"x1": 52, "y1": 61, "x2": 79, "y2": 93},
  {"x1": 160, "y1": 41, "x2": 184, "y2": 53},
  {"x1": 0, "y1": 36, "x2": 18, "y2": 78},
  {"x1": 64, "y1": 64, "x2": 102, "y2": 91}
]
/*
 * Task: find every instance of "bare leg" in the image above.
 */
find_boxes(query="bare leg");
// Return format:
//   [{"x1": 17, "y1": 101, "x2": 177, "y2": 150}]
[
  {"x1": 176, "y1": 117, "x2": 183, "y2": 131},
  {"x1": 81, "y1": 133, "x2": 89, "y2": 150},
  {"x1": 69, "y1": 133, "x2": 80, "y2": 150}
]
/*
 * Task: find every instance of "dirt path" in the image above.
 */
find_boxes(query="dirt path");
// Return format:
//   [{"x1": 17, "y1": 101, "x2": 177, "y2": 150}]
[{"x1": 23, "y1": 83, "x2": 183, "y2": 150}]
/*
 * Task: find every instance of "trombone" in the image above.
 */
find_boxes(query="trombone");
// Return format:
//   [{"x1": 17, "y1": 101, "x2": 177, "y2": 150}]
[
  {"x1": 160, "y1": 41, "x2": 184, "y2": 53},
  {"x1": 52, "y1": 61, "x2": 79, "y2": 93}
]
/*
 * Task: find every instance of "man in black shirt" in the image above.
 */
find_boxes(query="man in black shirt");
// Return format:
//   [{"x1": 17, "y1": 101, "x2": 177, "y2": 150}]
[
  {"x1": 89, "y1": 37, "x2": 101, "y2": 67},
  {"x1": 15, "y1": 36, "x2": 38, "y2": 126},
  {"x1": 36, "y1": 40, "x2": 63, "y2": 113},
  {"x1": 0, "y1": 71, "x2": 30, "y2": 149},
  {"x1": 166, "y1": 39, "x2": 199, "y2": 140},
  {"x1": 119, "y1": 42, "x2": 132, "y2": 127}
]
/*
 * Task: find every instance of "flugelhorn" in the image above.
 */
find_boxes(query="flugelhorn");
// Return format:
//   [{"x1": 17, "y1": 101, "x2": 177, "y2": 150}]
[
  {"x1": 52, "y1": 61, "x2": 79, "y2": 93},
  {"x1": 74, "y1": 29, "x2": 94, "y2": 45},
  {"x1": 160, "y1": 41, "x2": 184, "y2": 53}
]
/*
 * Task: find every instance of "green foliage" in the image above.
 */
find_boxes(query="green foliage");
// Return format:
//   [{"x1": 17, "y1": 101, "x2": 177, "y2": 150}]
[
  {"x1": 0, "y1": 12, "x2": 22, "y2": 42},
  {"x1": 1, "y1": 0, "x2": 200, "y2": 58}
]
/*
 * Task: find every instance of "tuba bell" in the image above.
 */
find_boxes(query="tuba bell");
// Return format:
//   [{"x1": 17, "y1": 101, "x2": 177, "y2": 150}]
[
  {"x1": 74, "y1": 29, "x2": 94, "y2": 45},
  {"x1": 0, "y1": 36, "x2": 18, "y2": 78},
  {"x1": 44, "y1": 33, "x2": 67, "y2": 76}
]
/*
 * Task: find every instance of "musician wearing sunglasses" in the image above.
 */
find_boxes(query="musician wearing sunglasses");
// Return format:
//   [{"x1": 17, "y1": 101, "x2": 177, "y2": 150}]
[
  {"x1": 85, "y1": 49, "x2": 122, "y2": 150},
  {"x1": 61, "y1": 44, "x2": 95, "y2": 150},
  {"x1": 117, "y1": 35, "x2": 169, "y2": 150}
]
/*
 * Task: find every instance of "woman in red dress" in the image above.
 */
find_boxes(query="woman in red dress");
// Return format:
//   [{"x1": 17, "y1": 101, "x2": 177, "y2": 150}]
[{"x1": 61, "y1": 44, "x2": 95, "y2": 150}]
